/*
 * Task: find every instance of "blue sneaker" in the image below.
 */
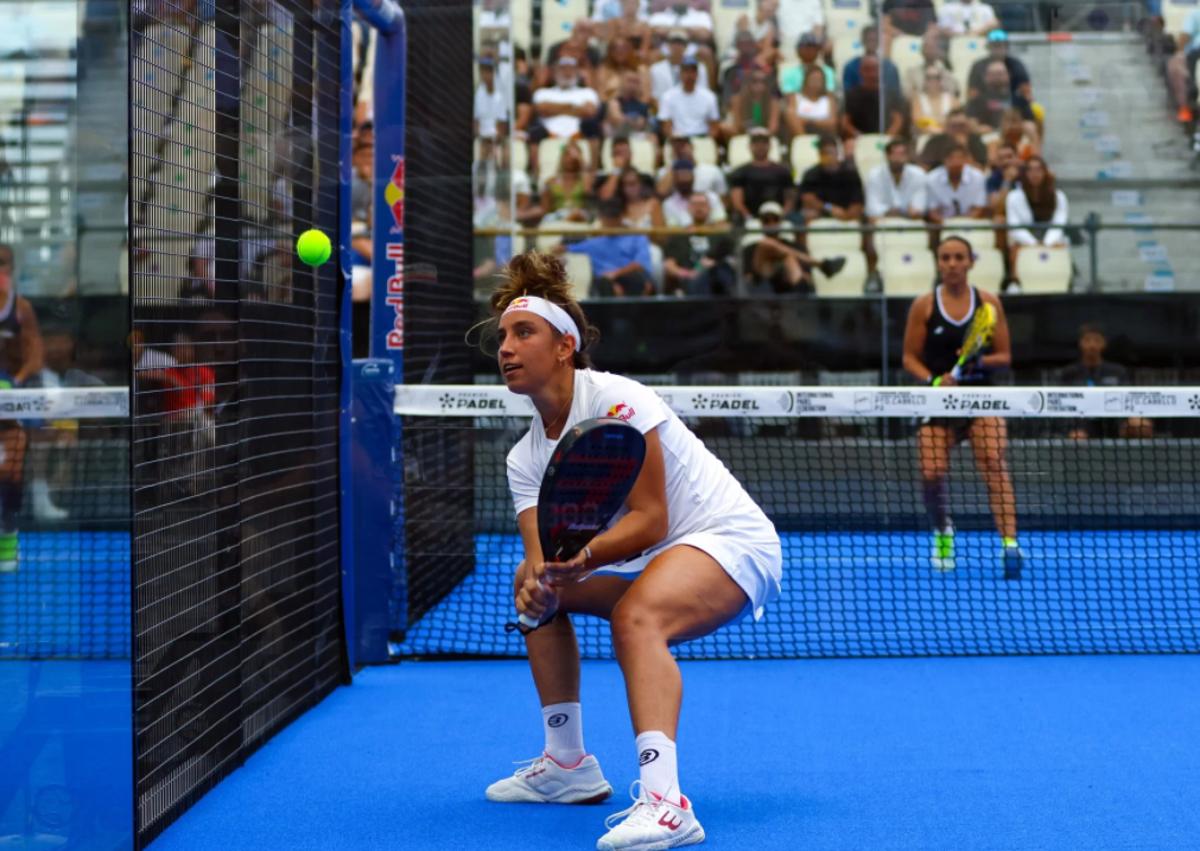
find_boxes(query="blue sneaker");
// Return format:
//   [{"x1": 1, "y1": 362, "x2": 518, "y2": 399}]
[{"x1": 1002, "y1": 540, "x2": 1025, "y2": 580}]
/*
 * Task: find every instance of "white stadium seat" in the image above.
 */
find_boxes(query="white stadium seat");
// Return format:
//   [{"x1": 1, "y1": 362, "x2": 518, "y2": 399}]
[
  {"x1": 948, "y1": 35, "x2": 987, "y2": 96},
  {"x1": 943, "y1": 216, "x2": 996, "y2": 254},
  {"x1": 688, "y1": 135, "x2": 719, "y2": 166},
  {"x1": 537, "y1": 137, "x2": 591, "y2": 180},
  {"x1": 601, "y1": 136, "x2": 656, "y2": 173},
  {"x1": 791, "y1": 135, "x2": 824, "y2": 177},
  {"x1": 807, "y1": 218, "x2": 863, "y2": 254},
  {"x1": 1015, "y1": 246, "x2": 1072, "y2": 293},
  {"x1": 832, "y1": 34, "x2": 863, "y2": 81},
  {"x1": 814, "y1": 250, "x2": 869, "y2": 296},
  {"x1": 853, "y1": 133, "x2": 887, "y2": 183},
  {"x1": 711, "y1": 0, "x2": 748, "y2": 58},
  {"x1": 824, "y1": 7, "x2": 868, "y2": 42},
  {"x1": 541, "y1": 0, "x2": 589, "y2": 60},
  {"x1": 970, "y1": 248, "x2": 1006, "y2": 294},
  {"x1": 890, "y1": 36, "x2": 925, "y2": 87},
  {"x1": 563, "y1": 250, "x2": 594, "y2": 298},
  {"x1": 881, "y1": 249, "x2": 936, "y2": 296},
  {"x1": 873, "y1": 217, "x2": 928, "y2": 250}
]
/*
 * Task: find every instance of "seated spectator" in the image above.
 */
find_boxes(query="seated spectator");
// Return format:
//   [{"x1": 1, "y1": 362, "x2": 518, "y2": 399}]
[
  {"x1": 728, "y1": 127, "x2": 794, "y2": 221},
  {"x1": 657, "y1": 57, "x2": 721, "y2": 140},
  {"x1": 737, "y1": 0, "x2": 781, "y2": 66},
  {"x1": 473, "y1": 177, "x2": 516, "y2": 294},
  {"x1": 542, "y1": 20, "x2": 602, "y2": 90},
  {"x1": 720, "y1": 30, "x2": 765, "y2": 109},
  {"x1": 842, "y1": 56, "x2": 908, "y2": 153},
  {"x1": 965, "y1": 61, "x2": 1034, "y2": 133},
  {"x1": 595, "y1": 136, "x2": 638, "y2": 190},
  {"x1": 727, "y1": 64, "x2": 781, "y2": 137},
  {"x1": 921, "y1": 107, "x2": 988, "y2": 169},
  {"x1": 780, "y1": 31, "x2": 837, "y2": 97},
  {"x1": 351, "y1": 123, "x2": 373, "y2": 265},
  {"x1": 967, "y1": 30, "x2": 1031, "y2": 100},
  {"x1": 560, "y1": 197, "x2": 656, "y2": 296},
  {"x1": 598, "y1": 36, "x2": 650, "y2": 102},
  {"x1": 798, "y1": 135, "x2": 865, "y2": 223},
  {"x1": 648, "y1": 2, "x2": 716, "y2": 79},
  {"x1": 599, "y1": 0, "x2": 653, "y2": 62},
  {"x1": 937, "y1": 0, "x2": 998, "y2": 36},
  {"x1": 663, "y1": 192, "x2": 738, "y2": 295},
  {"x1": 883, "y1": 0, "x2": 938, "y2": 40},
  {"x1": 474, "y1": 57, "x2": 509, "y2": 140},
  {"x1": 775, "y1": 0, "x2": 826, "y2": 48},
  {"x1": 616, "y1": 166, "x2": 666, "y2": 230},
  {"x1": 843, "y1": 26, "x2": 902, "y2": 94},
  {"x1": 786, "y1": 65, "x2": 839, "y2": 138},
  {"x1": 748, "y1": 201, "x2": 846, "y2": 294},
  {"x1": 540, "y1": 141, "x2": 593, "y2": 223},
  {"x1": 650, "y1": 30, "x2": 711, "y2": 103},
  {"x1": 605, "y1": 70, "x2": 656, "y2": 141},
  {"x1": 986, "y1": 142, "x2": 1020, "y2": 218},
  {"x1": 1005, "y1": 156, "x2": 1067, "y2": 274},
  {"x1": 1059, "y1": 323, "x2": 1153, "y2": 440},
  {"x1": 925, "y1": 143, "x2": 988, "y2": 224},
  {"x1": 912, "y1": 66, "x2": 959, "y2": 134},
  {"x1": 662, "y1": 158, "x2": 729, "y2": 226},
  {"x1": 164, "y1": 333, "x2": 216, "y2": 418},
  {"x1": 1167, "y1": 7, "x2": 1200, "y2": 122},
  {"x1": 866, "y1": 139, "x2": 927, "y2": 222},
  {"x1": 989, "y1": 107, "x2": 1039, "y2": 163},
  {"x1": 531, "y1": 57, "x2": 602, "y2": 166},
  {"x1": 656, "y1": 135, "x2": 728, "y2": 196},
  {"x1": 902, "y1": 37, "x2": 958, "y2": 100}
]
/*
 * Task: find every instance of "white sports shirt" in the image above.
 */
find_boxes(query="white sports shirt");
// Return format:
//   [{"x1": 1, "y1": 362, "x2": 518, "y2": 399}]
[{"x1": 507, "y1": 369, "x2": 765, "y2": 554}]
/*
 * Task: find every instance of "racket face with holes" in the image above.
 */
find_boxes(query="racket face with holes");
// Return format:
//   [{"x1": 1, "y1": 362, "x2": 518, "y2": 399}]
[{"x1": 537, "y1": 418, "x2": 647, "y2": 563}]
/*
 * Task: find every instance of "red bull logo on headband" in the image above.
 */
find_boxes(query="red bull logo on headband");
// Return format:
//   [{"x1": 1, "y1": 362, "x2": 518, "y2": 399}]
[
  {"x1": 607, "y1": 403, "x2": 635, "y2": 421},
  {"x1": 507, "y1": 297, "x2": 531, "y2": 312}
]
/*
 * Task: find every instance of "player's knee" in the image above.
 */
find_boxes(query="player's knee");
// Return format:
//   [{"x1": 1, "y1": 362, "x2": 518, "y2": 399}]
[{"x1": 610, "y1": 599, "x2": 662, "y2": 653}]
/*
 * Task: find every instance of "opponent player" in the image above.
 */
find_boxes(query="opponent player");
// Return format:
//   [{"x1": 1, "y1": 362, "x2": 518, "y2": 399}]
[
  {"x1": 484, "y1": 252, "x2": 783, "y2": 851},
  {"x1": 901, "y1": 236, "x2": 1024, "y2": 579},
  {"x1": 0, "y1": 243, "x2": 45, "y2": 571}
]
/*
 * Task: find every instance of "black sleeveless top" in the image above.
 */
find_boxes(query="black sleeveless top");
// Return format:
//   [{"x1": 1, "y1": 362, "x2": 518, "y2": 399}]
[
  {"x1": 0, "y1": 290, "x2": 23, "y2": 376},
  {"x1": 924, "y1": 285, "x2": 989, "y2": 385}
]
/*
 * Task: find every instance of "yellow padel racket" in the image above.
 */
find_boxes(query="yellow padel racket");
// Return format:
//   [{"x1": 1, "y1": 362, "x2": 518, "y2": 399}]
[{"x1": 935, "y1": 301, "x2": 996, "y2": 385}]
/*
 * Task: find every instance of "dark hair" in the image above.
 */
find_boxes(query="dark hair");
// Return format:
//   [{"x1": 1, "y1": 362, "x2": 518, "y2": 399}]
[
  {"x1": 486, "y1": 251, "x2": 600, "y2": 368},
  {"x1": 817, "y1": 133, "x2": 838, "y2": 152},
  {"x1": 936, "y1": 235, "x2": 974, "y2": 257},
  {"x1": 0, "y1": 243, "x2": 13, "y2": 265},
  {"x1": 801, "y1": 65, "x2": 827, "y2": 92},
  {"x1": 1079, "y1": 322, "x2": 1105, "y2": 338},
  {"x1": 616, "y1": 166, "x2": 643, "y2": 206},
  {"x1": 944, "y1": 142, "x2": 967, "y2": 158},
  {"x1": 1021, "y1": 156, "x2": 1057, "y2": 223},
  {"x1": 999, "y1": 142, "x2": 1019, "y2": 154},
  {"x1": 885, "y1": 138, "x2": 907, "y2": 155},
  {"x1": 863, "y1": 24, "x2": 878, "y2": 39},
  {"x1": 947, "y1": 107, "x2": 967, "y2": 119}
]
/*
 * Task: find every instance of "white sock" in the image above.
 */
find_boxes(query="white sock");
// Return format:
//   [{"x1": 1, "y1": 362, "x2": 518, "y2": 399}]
[
  {"x1": 542, "y1": 702, "x2": 585, "y2": 766},
  {"x1": 635, "y1": 730, "x2": 679, "y2": 799}
]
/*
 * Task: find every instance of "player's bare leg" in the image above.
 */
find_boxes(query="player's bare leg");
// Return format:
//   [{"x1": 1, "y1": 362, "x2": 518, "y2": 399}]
[
  {"x1": 969, "y1": 417, "x2": 1023, "y2": 579},
  {"x1": 918, "y1": 424, "x2": 956, "y2": 570}
]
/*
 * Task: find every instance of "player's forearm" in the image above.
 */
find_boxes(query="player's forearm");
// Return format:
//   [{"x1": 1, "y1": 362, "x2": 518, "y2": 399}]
[
  {"x1": 904, "y1": 354, "x2": 933, "y2": 383},
  {"x1": 587, "y1": 508, "x2": 669, "y2": 568},
  {"x1": 981, "y1": 352, "x2": 1010, "y2": 369}
]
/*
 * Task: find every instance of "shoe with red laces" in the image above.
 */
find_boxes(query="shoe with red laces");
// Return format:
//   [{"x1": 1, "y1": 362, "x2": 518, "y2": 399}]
[
  {"x1": 596, "y1": 782, "x2": 705, "y2": 851},
  {"x1": 485, "y1": 752, "x2": 613, "y2": 804}
]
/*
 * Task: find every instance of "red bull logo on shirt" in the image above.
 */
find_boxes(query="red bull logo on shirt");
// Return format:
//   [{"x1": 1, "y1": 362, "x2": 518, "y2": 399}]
[{"x1": 607, "y1": 403, "x2": 635, "y2": 421}]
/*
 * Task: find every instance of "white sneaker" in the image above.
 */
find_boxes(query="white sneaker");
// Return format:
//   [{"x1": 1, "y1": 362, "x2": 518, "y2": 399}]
[
  {"x1": 32, "y1": 479, "x2": 68, "y2": 521},
  {"x1": 486, "y1": 753, "x2": 613, "y2": 804},
  {"x1": 596, "y1": 782, "x2": 705, "y2": 851}
]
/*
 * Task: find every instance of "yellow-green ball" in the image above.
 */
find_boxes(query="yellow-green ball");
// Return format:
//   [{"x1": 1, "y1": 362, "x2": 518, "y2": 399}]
[{"x1": 297, "y1": 229, "x2": 332, "y2": 266}]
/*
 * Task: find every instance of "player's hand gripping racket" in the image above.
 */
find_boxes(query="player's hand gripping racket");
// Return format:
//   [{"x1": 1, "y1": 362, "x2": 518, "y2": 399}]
[
  {"x1": 507, "y1": 418, "x2": 647, "y2": 635},
  {"x1": 934, "y1": 302, "x2": 996, "y2": 385}
]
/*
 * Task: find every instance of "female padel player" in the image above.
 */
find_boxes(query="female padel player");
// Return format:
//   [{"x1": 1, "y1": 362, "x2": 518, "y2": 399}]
[
  {"x1": 483, "y1": 252, "x2": 782, "y2": 851},
  {"x1": 902, "y1": 235, "x2": 1025, "y2": 579}
]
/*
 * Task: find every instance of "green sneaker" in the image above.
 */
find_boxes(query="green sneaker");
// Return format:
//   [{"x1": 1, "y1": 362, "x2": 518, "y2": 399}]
[
  {"x1": 931, "y1": 529, "x2": 955, "y2": 572},
  {"x1": 0, "y1": 532, "x2": 17, "y2": 573}
]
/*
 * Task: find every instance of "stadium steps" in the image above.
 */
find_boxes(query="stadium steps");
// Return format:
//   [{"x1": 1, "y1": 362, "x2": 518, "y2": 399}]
[{"x1": 1019, "y1": 39, "x2": 1199, "y2": 290}]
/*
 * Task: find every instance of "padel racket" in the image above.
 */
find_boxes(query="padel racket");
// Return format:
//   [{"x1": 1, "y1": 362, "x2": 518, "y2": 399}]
[
  {"x1": 935, "y1": 301, "x2": 996, "y2": 385},
  {"x1": 511, "y1": 417, "x2": 647, "y2": 634}
]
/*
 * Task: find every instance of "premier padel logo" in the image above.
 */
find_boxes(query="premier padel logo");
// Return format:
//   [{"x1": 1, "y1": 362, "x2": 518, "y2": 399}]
[
  {"x1": 1190, "y1": 395, "x2": 1200, "y2": 411},
  {"x1": 438, "y1": 393, "x2": 506, "y2": 412},
  {"x1": 547, "y1": 713, "x2": 569, "y2": 728},
  {"x1": 943, "y1": 395, "x2": 960, "y2": 411},
  {"x1": 941, "y1": 395, "x2": 1011, "y2": 412},
  {"x1": 638, "y1": 749, "x2": 659, "y2": 766},
  {"x1": 607, "y1": 402, "x2": 635, "y2": 421},
  {"x1": 690, "y1": 393, "x2": 760, "y2": 412}
]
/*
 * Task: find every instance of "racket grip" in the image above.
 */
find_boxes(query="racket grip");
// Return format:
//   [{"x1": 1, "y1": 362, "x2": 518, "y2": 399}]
[{"x1": 518, "y1": 580, "x2": 548, "y2": 631}]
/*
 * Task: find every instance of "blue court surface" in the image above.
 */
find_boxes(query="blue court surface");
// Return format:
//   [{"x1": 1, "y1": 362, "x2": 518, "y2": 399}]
[{"x1": 151, "y1": 656, "x2": 1200, "y2": 851}]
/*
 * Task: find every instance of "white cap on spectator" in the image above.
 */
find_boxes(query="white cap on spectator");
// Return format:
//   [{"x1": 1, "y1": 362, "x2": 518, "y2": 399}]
[
  {"x1": 667, "y1": 29, "x2": 688, "y2": 42},
  {"x1": 759, "y1": 201, "x2": 784, "y2": 217}
]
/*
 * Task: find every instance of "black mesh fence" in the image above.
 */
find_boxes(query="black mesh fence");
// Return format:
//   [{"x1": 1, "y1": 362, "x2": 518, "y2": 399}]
[{"x1": 130, "y1": 1, "x2": 345, "y2": 846}]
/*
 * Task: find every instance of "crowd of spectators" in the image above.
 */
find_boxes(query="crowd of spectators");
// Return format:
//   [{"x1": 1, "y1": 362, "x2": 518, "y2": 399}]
[{"x1": 471, "y1": 0, "x2": 1074, "y2": 297}]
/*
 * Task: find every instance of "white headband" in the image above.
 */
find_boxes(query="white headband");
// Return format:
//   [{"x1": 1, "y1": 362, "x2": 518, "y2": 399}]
[{"x1": 503, "y1": 296, "x2": 582, "y2": 351}]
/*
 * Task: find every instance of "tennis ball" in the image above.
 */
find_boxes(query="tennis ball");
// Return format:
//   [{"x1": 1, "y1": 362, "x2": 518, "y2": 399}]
[{"x1": 297, "y1": 229, "x2": 332, "y2": 266}]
